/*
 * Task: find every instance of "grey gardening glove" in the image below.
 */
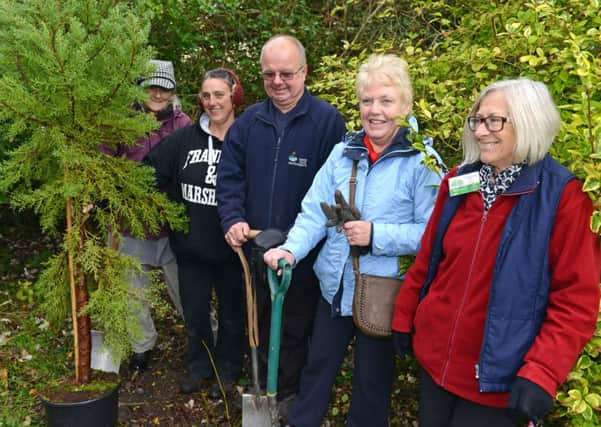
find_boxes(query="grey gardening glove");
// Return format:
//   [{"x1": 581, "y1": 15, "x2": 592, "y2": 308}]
[
  {"x1": 320, "y1": 190, "x2": 361, "y2": 232},
  {"x1": 320, "y1": 201, "x2": 342, "y2": 229}
]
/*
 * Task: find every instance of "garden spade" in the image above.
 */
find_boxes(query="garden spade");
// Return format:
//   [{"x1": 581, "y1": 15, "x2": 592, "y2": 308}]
[
  {"x1": 237, "y1": 229, "x2": 288, "y2": 427},
  {"x1": 264, "y1": 259, "x2": 292, "y2": 424}
]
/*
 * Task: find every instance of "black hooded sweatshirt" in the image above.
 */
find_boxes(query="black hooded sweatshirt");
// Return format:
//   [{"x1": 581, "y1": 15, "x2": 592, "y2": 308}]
[{"x1": 144, "y1": 113, "x2": 233, "y2": 262}]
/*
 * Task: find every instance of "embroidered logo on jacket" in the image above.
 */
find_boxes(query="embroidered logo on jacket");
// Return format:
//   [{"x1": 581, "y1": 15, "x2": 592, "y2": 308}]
[{"x1": 288, "y1": 152, "x2": 308, "y2": 168}]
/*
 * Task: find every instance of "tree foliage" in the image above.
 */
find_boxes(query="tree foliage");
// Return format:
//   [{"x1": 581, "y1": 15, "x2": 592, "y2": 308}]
[
  {"x1": 0, "y1": 0, "x2": 187, "y2": 383},
  {"x1": 145, "y1": 0, "x2": 328, "y2": 113}
]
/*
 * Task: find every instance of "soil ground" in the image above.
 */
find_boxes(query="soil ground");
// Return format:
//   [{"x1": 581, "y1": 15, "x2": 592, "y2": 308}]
[
  {"x1": 116, "y1": 301, "x2": 420, "y2": 426},
  {"x1": 117, "y1": 305, "x2": 245, "y2": 426},
  {"x1": 1, "y1": 205, "x2": 419, "y2": 426}
]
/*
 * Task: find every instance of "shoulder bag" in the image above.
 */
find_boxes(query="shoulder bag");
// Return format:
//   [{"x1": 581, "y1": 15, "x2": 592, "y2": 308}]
[{"x1": 349, "y1": 160, "x2": 403, "y2": 338}]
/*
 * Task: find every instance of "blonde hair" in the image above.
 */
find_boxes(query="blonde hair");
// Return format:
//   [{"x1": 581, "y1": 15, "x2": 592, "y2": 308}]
[
  {"x1": 356, "y1": 54, "x2": 413, "y2": 109},
  {"x1": 462, "y1": 78, "x2": 560, "y2": 165}
]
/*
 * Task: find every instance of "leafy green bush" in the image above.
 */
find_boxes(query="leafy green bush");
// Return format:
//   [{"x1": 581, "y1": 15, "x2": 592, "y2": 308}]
[
  {"x1": 310, "y1": 1, "x2": 601, "y2": 424},
  {"x1": 555, "y1": 309, "x2": 601, "y2": 426}
]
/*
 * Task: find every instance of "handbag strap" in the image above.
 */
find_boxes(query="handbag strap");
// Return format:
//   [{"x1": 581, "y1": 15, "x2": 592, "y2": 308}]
[{"x1": 349, "y1": 160, "x2": 361, "y2": 275}]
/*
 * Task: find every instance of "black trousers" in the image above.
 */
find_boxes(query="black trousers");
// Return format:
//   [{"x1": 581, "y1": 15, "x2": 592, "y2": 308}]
[
  {"x1": 177, "y1": 254, "x2": 244, "y2": 381},
  {"x1": 255, "y1": 265, "x2": 320, "y2": 400},
  {"x1": 419, "y1": 369, "x2": 519, "y2": 427},
  {"x1": 287, "y1": 297, "x2": 395, "y2": 427}
]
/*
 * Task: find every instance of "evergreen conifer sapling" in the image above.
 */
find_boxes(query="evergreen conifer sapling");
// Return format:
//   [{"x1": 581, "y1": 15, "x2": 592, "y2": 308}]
[{"x1": 0, "y1": 0, "x2": 187, "y2": 385}]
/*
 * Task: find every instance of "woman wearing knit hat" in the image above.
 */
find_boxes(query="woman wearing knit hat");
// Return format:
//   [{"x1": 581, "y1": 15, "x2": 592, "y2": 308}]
[
  {"x1": 144, "y1": 68, "x2": 245, "y2": 398},
  {"x1": 109, "y1": 59, "x2": 192, "y2": 372},
  {"x1": 140, "y1": 60, "x2": 176, "y2": 108}
]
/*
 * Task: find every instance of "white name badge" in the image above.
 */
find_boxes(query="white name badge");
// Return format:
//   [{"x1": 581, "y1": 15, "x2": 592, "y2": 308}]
[{"x1": 449, "y1": 171, "x2": 480, "y2": 197}]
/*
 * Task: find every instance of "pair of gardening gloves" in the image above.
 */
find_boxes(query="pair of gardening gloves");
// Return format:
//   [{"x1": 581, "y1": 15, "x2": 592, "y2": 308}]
[
  {"x1": 320, "y1": 190, "x2": 365, "y2": 256},
  {"x1": 320, "y1": 190, "x2": 361, "y2": 231}
]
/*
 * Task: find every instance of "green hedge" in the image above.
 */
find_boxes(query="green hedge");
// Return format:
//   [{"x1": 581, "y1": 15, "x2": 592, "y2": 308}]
[{"x1": 310, "y1": 1, "x2": 601, "y2": 425}]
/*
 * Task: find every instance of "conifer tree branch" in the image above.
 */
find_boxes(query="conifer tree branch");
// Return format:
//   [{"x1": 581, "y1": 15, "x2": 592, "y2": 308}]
[
  {"x1": 91, "y1": 23, "x2": 141, "y2": 117},
  {"x1": 14, "y1": 51, "x2": 32, "y2": 92},
  {"x1": 41, "y1": 0, "x2": 77, "y2": 125},
  {"x1": 0, "y1": 100, "x2": 49, "y2": 127}
]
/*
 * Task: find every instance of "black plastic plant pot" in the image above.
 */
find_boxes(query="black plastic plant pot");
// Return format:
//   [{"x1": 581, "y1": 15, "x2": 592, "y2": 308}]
[{"x1": 42, "y1": 383, "x2": 119, "y2": 427}]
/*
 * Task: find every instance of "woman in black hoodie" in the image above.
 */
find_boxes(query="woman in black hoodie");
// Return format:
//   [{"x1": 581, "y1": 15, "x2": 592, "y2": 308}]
[{"x1": 145, "y1": 68, "x2": 245, "y2": 397}]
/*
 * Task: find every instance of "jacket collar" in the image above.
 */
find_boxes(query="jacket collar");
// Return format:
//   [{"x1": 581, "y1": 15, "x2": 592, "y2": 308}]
[
  {"x1": 505, "y1": 161, "x2": 540, "y2": 194},
  {"x1": 342, "y1": 127, "x2": 417, "y2": 162},
  {"x1": 459, "y1": 159, "x2": 543, "y2": 195},
  {"x1": 256, "y1": 88, "x2": 311, "y2": 123}
]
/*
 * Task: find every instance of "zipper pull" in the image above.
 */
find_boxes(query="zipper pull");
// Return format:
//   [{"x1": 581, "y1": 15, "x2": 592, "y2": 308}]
[
  {"x1": 481, "y1": 210, "x2": 488, "y2": 223},
  {"x1": 474, "y1": 364, "x2": 479, "y2": 379}
]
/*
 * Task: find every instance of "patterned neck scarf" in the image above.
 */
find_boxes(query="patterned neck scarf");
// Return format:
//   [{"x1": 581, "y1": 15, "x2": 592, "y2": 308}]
[{"x1": 479, "y1": 163, "x2": 525, "y2": 211}]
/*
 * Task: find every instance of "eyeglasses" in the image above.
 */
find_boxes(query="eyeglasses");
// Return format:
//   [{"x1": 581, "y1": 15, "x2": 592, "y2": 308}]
[
  {"x1": 467, "y1": 115, "x2": 511, "y2": 132},
  {"x1": 261, "y1": 65, "x2": 304, "y2": 82}
]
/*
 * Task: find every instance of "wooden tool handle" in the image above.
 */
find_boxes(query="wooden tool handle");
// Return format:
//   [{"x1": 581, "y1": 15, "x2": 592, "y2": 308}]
[{"x1": 247, "y1": 229, "x2": 261, "y2": 240}]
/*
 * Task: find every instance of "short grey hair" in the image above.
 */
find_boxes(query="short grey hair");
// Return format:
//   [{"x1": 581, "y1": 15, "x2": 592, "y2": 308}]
[
  {"x1": 462, "y1": 77, "x2": 561, "y2": 166},
  {"x1": 356, "y1": 54, "x2": 413, "y2": 109},
  {"x1": 260, "y1": 34, "x2": 307, "y2": 66}
]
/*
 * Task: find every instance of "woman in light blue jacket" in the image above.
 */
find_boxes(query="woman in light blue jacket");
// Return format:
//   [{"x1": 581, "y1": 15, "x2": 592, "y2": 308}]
[{"x1": 264, "y1": 54, "x2": 442, "y2": 427}]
